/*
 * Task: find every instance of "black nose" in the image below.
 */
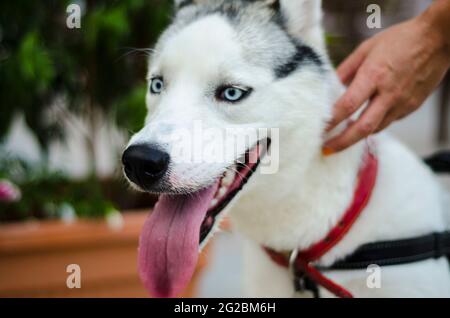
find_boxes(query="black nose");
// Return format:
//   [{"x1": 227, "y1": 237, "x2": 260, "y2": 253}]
[{"x1": 122, "y1": 144, "x2": 170, "y2": 189}]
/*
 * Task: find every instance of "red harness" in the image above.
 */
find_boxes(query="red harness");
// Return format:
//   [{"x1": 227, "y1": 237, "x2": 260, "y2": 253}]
[{"x1": 264, "y1": 145, "x2": 378, "y2": 298}]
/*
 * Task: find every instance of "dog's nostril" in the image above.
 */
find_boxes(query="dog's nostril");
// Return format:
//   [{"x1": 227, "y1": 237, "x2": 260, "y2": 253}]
[
  {"x1": 142, "y1": 151, "x2": 169, "y2": 177},
  {"x1": 143, "y1": 165, "x2": 161, "y2": 176}
]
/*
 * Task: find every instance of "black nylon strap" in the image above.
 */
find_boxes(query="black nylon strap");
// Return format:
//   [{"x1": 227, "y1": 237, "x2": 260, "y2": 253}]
[
  {"x1": 322, "y1": 231, "x2": 450, "y2": 270},
  {"x1": 424, "y1": 151, "x2": 450, "y2": 174}
]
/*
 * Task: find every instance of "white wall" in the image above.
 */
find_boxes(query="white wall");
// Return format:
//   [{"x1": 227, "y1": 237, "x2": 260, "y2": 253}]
[{"x1": 3, "y1": 113, "x2": 127, "y2": 178}]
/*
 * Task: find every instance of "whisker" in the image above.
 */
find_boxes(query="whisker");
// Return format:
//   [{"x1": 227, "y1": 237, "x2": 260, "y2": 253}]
[
  {"x1": 115, "y1": 47, "x2": 156, "y2": 62},
  {"x1": 237, "y1": 161, "x2": 253, "y2": 171},
  {"x1": 227, "y1": 166, "x2": 249, "y2": 183}
]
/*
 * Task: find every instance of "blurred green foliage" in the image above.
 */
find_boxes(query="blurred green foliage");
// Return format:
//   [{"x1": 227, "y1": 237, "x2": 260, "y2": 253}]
[
  {"x1": 0, "y1": 0, "x2": 172, "y2": 150},
  {"x1": 0, "y1": 153, "x2": 116, "y2": 222},
  {"x1": 0, "y1": 1, "x2": 172, "y2": 221}
]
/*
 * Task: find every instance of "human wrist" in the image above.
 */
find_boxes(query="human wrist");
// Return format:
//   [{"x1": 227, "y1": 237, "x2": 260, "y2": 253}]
[{"x1": 419, "y1": 0, "x2": 450, "y2": 59}]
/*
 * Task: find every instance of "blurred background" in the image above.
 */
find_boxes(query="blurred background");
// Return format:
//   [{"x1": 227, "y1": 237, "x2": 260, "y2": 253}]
[{"x1": 0, "y1": 0, "x2": 448, "y2": 297}]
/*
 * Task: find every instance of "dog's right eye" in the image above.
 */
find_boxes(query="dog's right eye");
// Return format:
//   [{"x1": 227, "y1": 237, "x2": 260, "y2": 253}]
[{"x1": 150, "y1": 77, "x2": 164, "y2": 94}]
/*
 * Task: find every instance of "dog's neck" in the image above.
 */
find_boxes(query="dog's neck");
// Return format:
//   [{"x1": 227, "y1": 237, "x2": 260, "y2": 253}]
[{"x1": 230, "y1": 140, "x2": 365, "y2": 251}]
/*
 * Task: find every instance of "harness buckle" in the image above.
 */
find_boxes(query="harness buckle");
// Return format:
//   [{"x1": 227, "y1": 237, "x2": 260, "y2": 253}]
[{"x1": 289, "y1": 249, "x2": 320, "y2": 298}]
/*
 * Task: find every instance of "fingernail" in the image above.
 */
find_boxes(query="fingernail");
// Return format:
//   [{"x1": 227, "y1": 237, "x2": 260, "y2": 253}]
[{"x1": 322, "y1": 146, "x2": 335, "y2": 157}]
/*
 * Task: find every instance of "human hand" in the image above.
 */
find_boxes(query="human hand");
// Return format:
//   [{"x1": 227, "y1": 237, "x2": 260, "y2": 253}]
[{"x1": 323, "y1": 11, "x2": 450, "y2": 155}]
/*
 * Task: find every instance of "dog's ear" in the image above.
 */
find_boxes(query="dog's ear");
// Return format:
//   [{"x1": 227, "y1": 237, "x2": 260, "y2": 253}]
[{"x1": 278, "y1": 0, "x2": 325, "y2": 51}]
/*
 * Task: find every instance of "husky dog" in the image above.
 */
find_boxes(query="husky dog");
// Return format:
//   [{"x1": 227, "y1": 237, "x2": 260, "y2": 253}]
[{"x1": 122, "y1": 0, "x2": 450, "y2": 297}]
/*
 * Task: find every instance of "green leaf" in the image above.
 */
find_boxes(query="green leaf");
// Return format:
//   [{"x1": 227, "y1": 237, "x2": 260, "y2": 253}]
[
  {"x1": 18, "y1": 32, "x2": 55, "y2": 92},
  {"x1": 114, "y1": 84, "x2": 147, "y2": 134}
]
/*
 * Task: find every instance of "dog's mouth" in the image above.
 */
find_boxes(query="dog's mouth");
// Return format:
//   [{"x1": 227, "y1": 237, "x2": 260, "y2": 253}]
[
  {"x1": 138, "y1": 139, "x2": 269, "y2": 298},
  {"x1": 199, "y1": 141, "x2": 268, "y2": 244}
]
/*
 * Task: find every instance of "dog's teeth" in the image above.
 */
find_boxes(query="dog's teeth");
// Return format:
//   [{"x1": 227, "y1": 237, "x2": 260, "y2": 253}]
[
  {"x1": 222, "y1": 171, "x2": 235, "y2": 186},
  {"x1": 218, "y1": 187, "x2": 227, "y2": 198},
  {"x1": 210, "y1": 199, "x2": 218, "y2": 207}
]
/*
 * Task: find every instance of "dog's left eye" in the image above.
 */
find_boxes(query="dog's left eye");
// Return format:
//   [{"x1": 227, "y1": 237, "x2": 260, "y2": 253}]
[
  {"x1": 150, "y1": 77, "x2": 164, "y2": 94},
  {"x1": 216, "y1": 86, "x2": 251, "y2": 103}
]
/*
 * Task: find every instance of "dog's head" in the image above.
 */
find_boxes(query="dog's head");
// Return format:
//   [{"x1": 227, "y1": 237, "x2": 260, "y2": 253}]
[{"x1": 123, "y1": 0, "x2": 334, "y2": 297}]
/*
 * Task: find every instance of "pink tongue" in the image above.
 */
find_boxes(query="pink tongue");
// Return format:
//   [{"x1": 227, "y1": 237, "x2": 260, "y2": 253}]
[{"x1": 138, "y1": 182, "x2": 219, "y2": 298}]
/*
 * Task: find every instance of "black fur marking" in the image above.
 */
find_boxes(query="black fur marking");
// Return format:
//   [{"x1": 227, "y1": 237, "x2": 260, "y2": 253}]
[
  {"x1": 177, "y1": 2, "x2": 239, "y2": 24},
  {"x1": 178, "y1": 0, "x2": 273, "y2": 24},
  {"x1": 177, "y1": 0, "x2": 194, "y2": 9},
  {"x1": 274, "y1": 43, "x2": 323, "y2": 79},
  {"x1": 269, "y1": 0, "x2": 280, "y2": 12},
  {"x1": 222, "y1": 5, "x2": 239, "y2": 20},
  {"x1": 270, "y1": 9, "x2": 285, "y2": 28},
  {"x1": 172, "y1": 0, "x2": 322, "y2": 80}
]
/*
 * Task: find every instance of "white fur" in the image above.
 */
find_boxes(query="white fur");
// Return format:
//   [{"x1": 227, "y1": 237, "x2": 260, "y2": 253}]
[{"x1": 127, "y1": 0, "x2": 450, "y2": 297}]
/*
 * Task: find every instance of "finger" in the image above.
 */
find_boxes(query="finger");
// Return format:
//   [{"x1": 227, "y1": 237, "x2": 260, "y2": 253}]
[
  {"x1": 324, "y1": 95, "x2": 390, "y2": 153},
  {"x1": 375, "y1": 106, "x2": 409, "y2": 133},
  {"x1": 326, "y1": 64, "x2": 378, "y2": 132},
  {"x1": 336, "y1": 40, "x2": 373, "y2": 85}
]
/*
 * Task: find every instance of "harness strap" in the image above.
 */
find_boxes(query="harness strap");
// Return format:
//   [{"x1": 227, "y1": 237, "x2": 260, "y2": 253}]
[
  {"x1": 323, "y1": 231, "x2": 450, "y2": 270},
  {"x1": 264, "y1": 144, "x2": 378, "y2": 298},
  {"x1": 424, "y1": 151, "x2": 450, "y2": 174},
  {"x1": 264, "y1": 147, "x2": 450, "y2": 298}
]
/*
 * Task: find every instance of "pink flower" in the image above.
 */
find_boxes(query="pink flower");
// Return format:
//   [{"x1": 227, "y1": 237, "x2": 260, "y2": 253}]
[{"x1": 0, "y1": 179, "x2": 22, "y2": 202}]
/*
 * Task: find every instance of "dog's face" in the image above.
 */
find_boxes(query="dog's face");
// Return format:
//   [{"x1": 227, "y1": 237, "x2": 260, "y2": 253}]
[{"x1": 123, "y1": 0, "x2": 332, "y2": 297}]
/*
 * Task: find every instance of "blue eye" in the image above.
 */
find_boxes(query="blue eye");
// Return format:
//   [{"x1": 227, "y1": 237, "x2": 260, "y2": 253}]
[
  {"x1": 150, "y1": 77, "x2": 164, "y2": 94},
  {"x1": 217, "y1": 85, "x2": 251, "y2": 103}
]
